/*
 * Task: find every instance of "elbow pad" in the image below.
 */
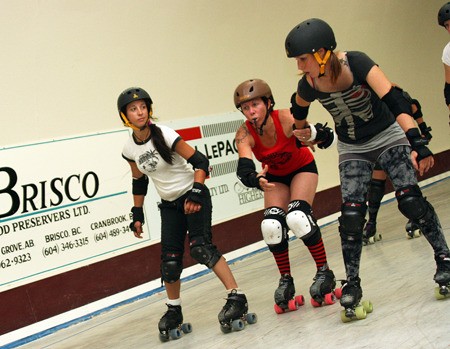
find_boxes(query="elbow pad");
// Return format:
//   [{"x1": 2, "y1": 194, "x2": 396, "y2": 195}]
[
  {"x1": 445, "y1": 83, "x2": 450, "y2": 106},
  {"x1": 290, "y1": 93, "x2": 310, "y2": 120},
  {"x1": 237, "y1": 158, "x2": 262, "y2": 189},
  {"x1": 382, "y1": 86, "x2": 412, "y2": 117},
  {"x1": 187, "y1": 150, "x2": 210, "y2": 177},
  {"x1": 132, "y1": 175, "x2": 149, "y2": 195}
]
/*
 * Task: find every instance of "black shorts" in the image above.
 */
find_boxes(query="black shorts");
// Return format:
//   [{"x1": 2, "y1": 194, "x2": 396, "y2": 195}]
[{"x1": 265, "y1": 160, "x2": 318, "y2": 187}]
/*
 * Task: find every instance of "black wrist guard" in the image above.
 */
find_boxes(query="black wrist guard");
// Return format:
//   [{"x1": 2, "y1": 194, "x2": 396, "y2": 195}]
[
  {"x1": 290, "y1": 93, "x2": 309, "y2": 120},
  {"x1": 314, "y1": 122, "x2": 335, "y2": 149},
  {"x1": 130, "y1": 206, "x2": 144, "y2": 232},
  {"x1": 237, "y1": 158, "x2": 263, "y2": 189},
  {"x1": 186, "y1": 182, "x2": 205, "y2": 205},
  {"x1": 405, "y1": 128, "x2": 433, "y2": 162},
  {"x1": 418, "y1": 122, "x2": 432, "y2": 141}
]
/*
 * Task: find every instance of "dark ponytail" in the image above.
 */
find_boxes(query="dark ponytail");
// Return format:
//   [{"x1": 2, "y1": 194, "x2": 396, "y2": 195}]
[{"x1": 149, "y1": 123, "x2": 174, "y2": 165}]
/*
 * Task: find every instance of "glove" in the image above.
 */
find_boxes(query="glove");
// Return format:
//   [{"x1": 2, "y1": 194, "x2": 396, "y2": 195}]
[
  {"x1": 418, "y1": 122, "x2": 432, "y2": 141},
  {"x1": 405, "y1": 128, "x2": 433, "y2": 162},
  {"x1": 311, "y1": 122, "x2": 335, "y2": 149},
  {"x1": 129, "y1": 206, "x2": 144, "y2": 232},
  {"x1": 186, "y1": 182, "x2": 205, "y2": 205}
]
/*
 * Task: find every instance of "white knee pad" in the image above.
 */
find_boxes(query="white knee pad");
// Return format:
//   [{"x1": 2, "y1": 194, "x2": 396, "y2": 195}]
[
  {"x1": 261, "y1": 219, "x2": 283, "y2": 245},
  {"x1": 286, "y1": 209, "x2": 315, "y2": 239}
]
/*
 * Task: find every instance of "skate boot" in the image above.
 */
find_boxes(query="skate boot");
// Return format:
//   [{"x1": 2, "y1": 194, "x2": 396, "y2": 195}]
[
  {"x1": 309, "y1": 266, "x2": 341, "y2": 307},
  {"x1": 405, "y1": 219, "x2": 422, "y2": 239},
  {"x1": 339, "y1": 277, "x2": 373, "y2": 323},
  {"x1": 273, "y1": 274, "x2": 304, "y2": 314},
  {"x1": 218, "y1": 289, "x2": 257, "y2": 333},
  {"x1": 158, "y1": 304, "x2": 192, "y2": 342},
  {"x1": 434, "y1": 253, "x2": 450, "y2": 300},
  {"x1": 362, "y1": 221, "x2": 382, "y2": 245}
]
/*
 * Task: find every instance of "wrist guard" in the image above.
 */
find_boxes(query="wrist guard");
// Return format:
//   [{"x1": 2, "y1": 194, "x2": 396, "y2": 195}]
[
  {"x1": 186, "y1": 182, "x2": 205, "y2": 205},
  {"x1": 308, "y1": 122, "x2": 335, "y2": 149},
  {"x1": 237, "y1": 157, "x2": 263, "y2": 189},
  {"x1": 418, "y1": 122, "x2": 432, "y2": 141},
  {"x1": 405, "y1": 128, "x2": 433, "y2": 162},
  {"x1": 130, "y1": 206, "x2": 144, "y2": 232}
]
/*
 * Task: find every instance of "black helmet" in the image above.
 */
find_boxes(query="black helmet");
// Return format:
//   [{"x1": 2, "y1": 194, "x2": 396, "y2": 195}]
[
  {"x1": 117, "y1": 87, "x2": 152, "y2": 128},
  {"x1": 438, "y1": 2, "x2": 450, "y2": 26},
  {"x1": 285, "y1": 18, "x2": 336, "y2": 57},
  {"x1": 233, "y1": 79, "x2": 274, "y2": 108}
]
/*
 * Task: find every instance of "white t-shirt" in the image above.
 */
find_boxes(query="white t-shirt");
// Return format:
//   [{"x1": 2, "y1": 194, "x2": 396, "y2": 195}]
[
  {"x1": 442, "y1": 42, "x2": 450, "y2": 66},
  {"x1": 122, "y1": 124, "x2": 194, "y2": 201}
]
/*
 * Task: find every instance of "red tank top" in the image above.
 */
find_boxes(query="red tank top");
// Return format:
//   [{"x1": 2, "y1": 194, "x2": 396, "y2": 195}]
[{"x1": 246, "y1": 110, "x2": 314, "y2": 176}]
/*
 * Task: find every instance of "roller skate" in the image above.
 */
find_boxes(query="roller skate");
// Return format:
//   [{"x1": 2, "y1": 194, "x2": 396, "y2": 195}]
[
  {"x1": 339, "y1": 277, "x2": 373, "y2": 323},
  {"x1": 273, "y1": 274, "x2": 305, "y2": 314},
  {"x1": 362, "y1": 221, "x2": 382, "y2": 245},
  {"x1": 158, "y1": 304, "x2": 192, "y2": 342},
  {"x1": 218, "y1": 289, "x2": 257, "y2": 333},
  {"x1": 434, "y1": 253, "x2": 450, "y2": 300},
  {"x1": 309, "y1": 265, "x2": 341, "y2": 307},
  {"x1": 405, "y1": 219, "x2": 422, "y2": 239}
]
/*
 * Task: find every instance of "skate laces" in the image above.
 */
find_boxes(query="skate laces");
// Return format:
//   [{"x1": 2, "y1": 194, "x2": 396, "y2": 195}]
[{"x1": 279, "y1": 274, "x2": 293, "y2": 286}]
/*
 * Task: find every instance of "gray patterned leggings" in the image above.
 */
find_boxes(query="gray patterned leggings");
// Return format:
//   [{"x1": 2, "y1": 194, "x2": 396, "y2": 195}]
[{"x1": 338, "y1": 145, "x2": 448, "y2": 281}]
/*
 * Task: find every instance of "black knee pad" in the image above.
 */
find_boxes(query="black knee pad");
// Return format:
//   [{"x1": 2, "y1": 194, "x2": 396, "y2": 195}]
[
  {"x1": 161, "y1": 259, "x2": 183, "y2": 284},
  {"x1": 189, "y1": 237, "x2": 222, "y2": 269},
  {"x1": 338, "y1": 202, "x2": 367, "y2": 241},
  {"x1": 396, "y1": 185, "x2": 429, "y2": 221},
  {"x1": 367, "y1": 179, "x2": 386, "y2": 208}
]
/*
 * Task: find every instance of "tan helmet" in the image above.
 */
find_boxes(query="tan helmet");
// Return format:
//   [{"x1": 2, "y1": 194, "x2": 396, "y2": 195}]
[{"x1": 233, "y1": 79, "x2": 274, "y2": 108}]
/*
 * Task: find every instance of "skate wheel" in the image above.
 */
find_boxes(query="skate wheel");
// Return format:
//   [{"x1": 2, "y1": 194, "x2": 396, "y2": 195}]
[
  {"x1": 340, "y1": 310, "x2": 351, "y2": 323},
  {"x1": 169, "y1": 328, "x2": 182, "y2": 340},
  {"x1": 159, "y1": 333, "x2": 170, "y2": 342},
  {"x1": 274, "y1": 303, "x2": 285, "y2": 314},
  {"x1": 246, "y1": 313, "x2": 258, "y2": 324},
  {"x1": 231, "y1": 319, "x2": 244, "y2": 331},
  {"x1": 181, "y1": 323, "x2": 192, "y2": 333},
  {"x1": 361, "y1": 300, "x2": 373, "y2": 313},
  {"x1": 334, "y1": 288, "x2": 342, "y2": 299},
  {"x1": 295, "y1": 295, "x2": 305, "y2": 306},
  {"x1": 435, "y1": 286, "x2": 448, "y2": 300},
  {"x1": 376, "y1": 233, "x2": 382, "y2": 242},
  {"x1": 288, "y1": 298, "x2": 299, "y2": 311},
  {"x1": 310, "y1": 298, "x2": 322, "y2": 307},
  {"x1": 368, "y1": 236, "x2": 375, "y2": 244},
  {"x1": 324, "y1": 293, "x2": 335, "y2": 305},
  {"x1": 413, "y1": 229, "x2": 422, "y2": 238},
  {"x1": 355, "y1": 305, "x2": 367, "y2": 320}
]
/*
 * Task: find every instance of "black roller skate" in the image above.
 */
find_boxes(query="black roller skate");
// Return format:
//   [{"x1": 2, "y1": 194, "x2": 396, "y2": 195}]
[
  {"x1": 362, "y1": 221, "x2": 382, "y2": 245},
  {"x1": 405, "y1": 219, "x2": 422, "y2": 239},
  {"x1": 273, "y1": 274, "x2": 304, "y2": 314},
  {"x1": 158, "y1": 304, "x2": 192, "y2": 342},
  {"x1": 309, "y1": 266, "x2": 341, "y2": 307},
  {"x1": 339, "y1": 277, "x2": 373, "y2": 323},
  {"x1": 434, "y1": 254, "x2": 450, "y2": 300},
  {"x1": 218, "y1": 290, "x2": 257, "y2": 333}
]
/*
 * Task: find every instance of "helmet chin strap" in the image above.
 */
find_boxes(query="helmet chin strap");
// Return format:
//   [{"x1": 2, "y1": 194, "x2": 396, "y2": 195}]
[
  {"x1": 314, "y1": 50, "x2": 331, "y2": 77},
  {"x1": 251, "y1": 108, "x2": 270, "y2": 136},
  {"x1": 121, "y1": 110, "x2": 152, "y2": 131}
]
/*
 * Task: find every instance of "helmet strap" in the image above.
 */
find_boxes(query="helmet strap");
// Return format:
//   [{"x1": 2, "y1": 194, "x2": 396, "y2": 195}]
[
  {"x1": 314, "y1": 50, "x2": 331, "y2": 77},
  {"x1": 120, "y1": 111, "x2": 152, "y2": 131}
]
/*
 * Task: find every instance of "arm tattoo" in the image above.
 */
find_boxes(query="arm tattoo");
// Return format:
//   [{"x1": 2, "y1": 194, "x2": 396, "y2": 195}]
[{"x1": 236, "y1": 125, "x2": 250, "y2": 145}]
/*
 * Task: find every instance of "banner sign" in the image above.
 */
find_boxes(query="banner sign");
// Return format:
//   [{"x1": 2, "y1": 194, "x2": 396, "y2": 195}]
[{"x1": 0, "y1": 112, "x2": 264, "y2": 292}]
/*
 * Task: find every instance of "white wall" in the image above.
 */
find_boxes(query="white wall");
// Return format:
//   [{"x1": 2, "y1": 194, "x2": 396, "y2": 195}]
[{"x1": 1, "y1": 0, "x2": 449, "y2": 191}]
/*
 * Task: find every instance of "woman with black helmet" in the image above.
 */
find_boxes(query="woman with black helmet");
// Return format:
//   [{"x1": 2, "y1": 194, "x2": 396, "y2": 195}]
[
  {"x1": 284, "y1": 18, "x2": 450, "y2": 321},
  {"x1": 438, "y1": 2, "x2": 450, "y2": 123},
  {"x1": 117, "y1": 87, "x2": 255, "y2": 340},
  {"x1": 233, "y1": 78, "x2": 339, "y2": 313}
]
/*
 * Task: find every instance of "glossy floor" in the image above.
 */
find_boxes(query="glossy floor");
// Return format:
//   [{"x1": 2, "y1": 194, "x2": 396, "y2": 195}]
[{"x1": 15, "y1": 178, "x2": 450, "y2": 349}]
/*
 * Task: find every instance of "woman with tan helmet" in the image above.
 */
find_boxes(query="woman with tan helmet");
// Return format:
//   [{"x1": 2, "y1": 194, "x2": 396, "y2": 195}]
[
  {"x1": 285, "y1": 18, "x2": 450, "y2": 322},
  {"x1": 118, "y1": 87, "x2": 256, "y2": 340},
  {"x1": 233, "y1": 78, "x2": 340, "y2": 313}
]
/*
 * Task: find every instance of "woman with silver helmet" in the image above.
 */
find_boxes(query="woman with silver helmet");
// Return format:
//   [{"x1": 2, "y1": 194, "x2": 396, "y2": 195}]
[
  {"x1": 118, "y1": 87, "x2": 254, "y2": 339},
  {"x1": 233, "y1": 78, "x2": 339, "y2": 313},
  {"x1": 285, "y1": 18, "x2": 450, "y2": 321}
]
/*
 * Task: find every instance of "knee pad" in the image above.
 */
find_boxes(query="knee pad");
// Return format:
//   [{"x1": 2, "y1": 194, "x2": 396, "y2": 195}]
[
  {"x1": 338, "y1": 202, "x2": 367, "y2": 241},
  {"x1": 161, "y1": 259, "x2": 183, "y2": 284},
  {"x1": 396, "y1": 185, "x2": 429, "y2": 221},
  {"x1": 367, "y1": 179, "x2": 386, "y2": 207},
  {"x1": 261, "y1": 206, "x2": 288, "y2": 245},
  {"x1": 286, "y1": 200, "x2": 318, "y2": 241},
  {"x1": 189, "y1": 237, "x2": 221, "y2": 269}
]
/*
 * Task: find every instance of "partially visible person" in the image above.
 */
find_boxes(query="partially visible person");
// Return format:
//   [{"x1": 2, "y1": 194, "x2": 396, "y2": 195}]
[
  {"x1": 438, "y1": 2, "x2": 450, "y2": 124},
  {"x1": 233, "y1": 79, "x2": 339, "y2": 311},
  {"x1": 285, "y1": 18, "x2": 450, "y2": 321},
  {"x1": 118, "y1": 87, "x2": 255, "y2": 339},
  {"x1": 363, "y1": 90, "x2": 432, "y2": 244}
]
